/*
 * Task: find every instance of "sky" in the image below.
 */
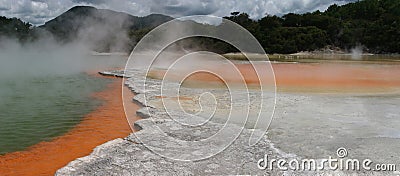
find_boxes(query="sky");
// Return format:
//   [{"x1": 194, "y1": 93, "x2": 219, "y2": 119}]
[{"x1": 0, "y1": 0, "x2": 357, "y2": 25}]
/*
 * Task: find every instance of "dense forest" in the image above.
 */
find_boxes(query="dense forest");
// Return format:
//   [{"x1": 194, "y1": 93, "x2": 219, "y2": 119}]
[
  {"x1": 0, "y1": 0, "x2": 399, "y2": 54},
  {"x1": 0, "y1": 16, "x2": 33, "y2": 42},
  {"x1": 224, "y1": 0, "x2": 400, "y2": 53}
]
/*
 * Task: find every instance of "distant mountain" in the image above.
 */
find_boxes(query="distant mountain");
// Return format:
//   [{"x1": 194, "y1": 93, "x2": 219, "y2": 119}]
[
  {"x1": 1, "y1": 0, "x2": 399, "y2": 54},
  {"x1": 40, "y1": 6, "x2": 173, "y2": 52}
]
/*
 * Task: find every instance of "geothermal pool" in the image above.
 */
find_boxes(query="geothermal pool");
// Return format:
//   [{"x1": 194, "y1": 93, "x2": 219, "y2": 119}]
[
  {"x1": 145, "y1": 59, "x2": 400, "y2": 168},
  {"x1": 0, "y1": 73, "x2": 109, "y2": 154},
  {"x1": 0, "y1": 55, "x2": 127, "y2": 155},
  {"x1": 149, "y1": 61, "x2": 400, "y2": 93}
]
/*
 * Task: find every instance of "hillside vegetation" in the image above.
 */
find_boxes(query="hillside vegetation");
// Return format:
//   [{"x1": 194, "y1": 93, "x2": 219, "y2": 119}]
[
  {"x1": 0, "y1": 0, "x2": 398, "y2": 54},
  {"x1": 225, "y1": 0, "x2": 400, "y2": 53}
]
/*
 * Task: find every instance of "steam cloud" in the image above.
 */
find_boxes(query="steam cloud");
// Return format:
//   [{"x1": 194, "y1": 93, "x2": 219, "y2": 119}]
[
  {"x1": 350, "y1": 45, "x2": 363, "y2": 60},
  {"x1": 0, "y1": 9, "x2": 132, "y2": 78}
]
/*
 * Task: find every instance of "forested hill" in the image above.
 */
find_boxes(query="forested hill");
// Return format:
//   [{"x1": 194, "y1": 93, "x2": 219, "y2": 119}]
[
  {"x1": 0, "y1": 0, "x2": 399, "y2": 54},
  {"x1": 0, "y1": 6, "x2": 173, "y2": 52},
  {"x1": 0, "y1": 16, "x2": 32, "y2": 42},
  {"x1": 224, "y1": 0, "x2": 400, "y2": 53},
  {"x1": 39, "y1": 6, "x2": 173, "y2": 52}
]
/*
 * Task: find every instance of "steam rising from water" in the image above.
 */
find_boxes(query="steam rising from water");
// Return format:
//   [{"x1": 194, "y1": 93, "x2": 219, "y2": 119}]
[
  {"x1": 0, "y1": 13, "x2": 129, "y2": 154},
  {"x1": 0, "y1": 39, "x2": 127, "y2": 79},
  {"x1": 350, "y1": 45, "x2": 363, "y2": 60},
  {"x1": 0, "y1": 7, "x2": 136, "y2": 78},
  {"x1": 0, "y1": 38, "x2": 89, "y2": 77}
]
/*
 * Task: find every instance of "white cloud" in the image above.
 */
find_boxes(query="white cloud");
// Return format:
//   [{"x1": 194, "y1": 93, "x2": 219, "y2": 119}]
[
  {"x1": 0, "y1": 0, "x2": 357, "y2": 25},
  {"x1": 0, "y1": 0, "x2": 76, "y2": 24}
]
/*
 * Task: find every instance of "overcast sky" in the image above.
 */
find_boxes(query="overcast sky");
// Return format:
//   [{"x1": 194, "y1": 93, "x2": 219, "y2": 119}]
[{"x1": 0, "y1": 0, "x2": 357, "y2": 25}]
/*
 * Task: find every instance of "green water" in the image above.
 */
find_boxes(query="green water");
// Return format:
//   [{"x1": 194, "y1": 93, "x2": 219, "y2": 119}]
[
  {"x1": 0, "y1": 54, "x2": 127, "y2": 155},
  {"x1": 0, "y1": 74, "x2": 111, "y2": 154}
]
